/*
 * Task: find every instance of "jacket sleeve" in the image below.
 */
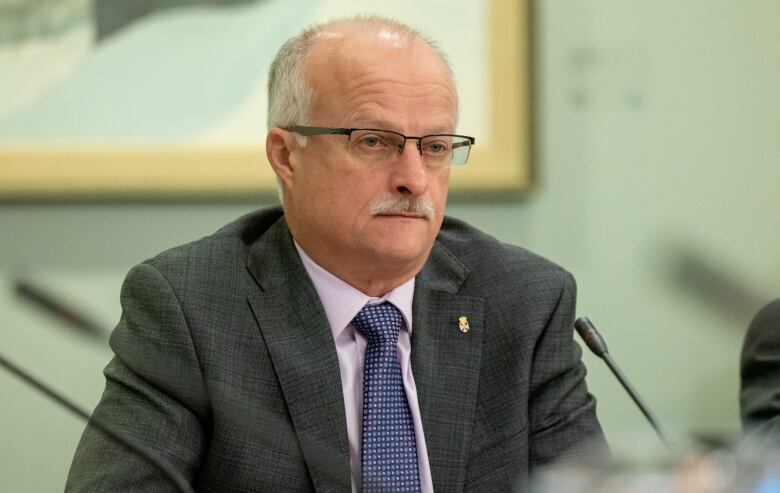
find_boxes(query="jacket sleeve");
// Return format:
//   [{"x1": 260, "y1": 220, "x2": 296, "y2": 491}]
[
  {"x1": 527, "y1": 272, "x2": 610, "y2": 466},
  {"x1": 66, "y1": 262, "x2": 210, "y2": 492}
]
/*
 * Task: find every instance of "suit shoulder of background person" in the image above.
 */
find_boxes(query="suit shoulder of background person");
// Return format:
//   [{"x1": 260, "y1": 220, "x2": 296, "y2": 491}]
[
  {"x1": 742, "y1": 298, "x2": 780, "y2": 356},
  {"x1": 741, "y1": 297, "x2": 780, "y2": 438}
]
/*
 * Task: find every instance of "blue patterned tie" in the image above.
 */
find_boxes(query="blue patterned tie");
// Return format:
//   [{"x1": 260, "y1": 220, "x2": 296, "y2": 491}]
[{"x1": 352, "y1": 302, "x2": 421, "y2": 493}]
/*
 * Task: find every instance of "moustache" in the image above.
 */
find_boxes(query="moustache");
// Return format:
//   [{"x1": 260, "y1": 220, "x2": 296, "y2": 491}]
[{"x1": 369, "y1": 198, "x2": 435, "y2": 219}]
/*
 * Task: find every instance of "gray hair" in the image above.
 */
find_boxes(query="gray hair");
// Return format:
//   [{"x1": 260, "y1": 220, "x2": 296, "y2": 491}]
[{"x1": 266, "y1": 15, "x2": 454, "y2": 142}]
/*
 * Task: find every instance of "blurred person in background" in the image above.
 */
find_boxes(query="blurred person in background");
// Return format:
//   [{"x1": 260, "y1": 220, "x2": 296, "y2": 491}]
[{"x1": 741, "y1": 298, "x2": 780, "y2": 445}]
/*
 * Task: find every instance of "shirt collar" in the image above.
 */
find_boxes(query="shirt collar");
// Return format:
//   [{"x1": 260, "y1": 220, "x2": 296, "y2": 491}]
[{"x1": 294, "y1": 241, "x2": 415, "y2": 338}]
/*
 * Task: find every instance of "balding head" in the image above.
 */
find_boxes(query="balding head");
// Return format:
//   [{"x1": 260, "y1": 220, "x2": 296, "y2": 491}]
[{"x1": 267, "y1": 15, "x2": 456, "y2": 134}]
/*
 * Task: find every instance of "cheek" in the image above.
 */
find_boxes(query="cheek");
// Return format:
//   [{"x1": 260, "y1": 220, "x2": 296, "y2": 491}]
[
  {"x1": 429, "y1": 169, "x2": 451, "y2": 203},
  {"x1": 310, "y1": 173, "x2": 377, "y2": 228}
]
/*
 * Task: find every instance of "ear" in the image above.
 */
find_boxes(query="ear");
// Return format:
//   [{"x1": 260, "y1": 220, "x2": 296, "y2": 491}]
[{"x1": 266, "y1": 128, "x2": 298, "y2": 190}]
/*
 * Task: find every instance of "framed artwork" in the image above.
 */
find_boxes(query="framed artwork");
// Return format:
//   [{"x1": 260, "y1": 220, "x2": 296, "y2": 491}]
[{"x1": 0, "y1": 0, "x2": 531, "y2": 199}]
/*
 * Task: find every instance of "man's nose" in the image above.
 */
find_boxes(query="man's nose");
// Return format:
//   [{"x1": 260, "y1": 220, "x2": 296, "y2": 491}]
[
  {"x1": 391, "y1": 139, "x2": 429, "y2": 196},
  {"x1": 395, "y1": 137, "x2": 423, "y2": 157},
  {"x1": 391, "y1": 141, "x2": 428, "y2": 196}
]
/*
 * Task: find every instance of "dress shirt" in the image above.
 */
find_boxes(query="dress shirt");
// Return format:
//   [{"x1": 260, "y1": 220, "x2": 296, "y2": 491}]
[{"x1": 294, "y1": 242, "x2": 433, "y2": 493}]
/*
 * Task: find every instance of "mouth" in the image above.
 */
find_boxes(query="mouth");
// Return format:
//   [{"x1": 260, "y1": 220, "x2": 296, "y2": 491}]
[{"x1": 377, "y1": 212, "x2": 428, "y2": 219}]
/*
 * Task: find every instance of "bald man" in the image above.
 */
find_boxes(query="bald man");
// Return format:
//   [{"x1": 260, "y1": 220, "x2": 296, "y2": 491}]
[{"x1": 67, "y1": 16, "x2": 607, "y2": 492}]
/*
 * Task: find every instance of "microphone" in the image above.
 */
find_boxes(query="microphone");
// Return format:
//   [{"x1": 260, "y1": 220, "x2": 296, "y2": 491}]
[
  {"x1": 15, "y1": 279, "x2": 107, "y2": 341},
  {"x1": 574, "y1": 317, "x2": 672, "y2": 449},
  {"x1": 0, "y1": 351, "x2": 195, "y2": 493}
]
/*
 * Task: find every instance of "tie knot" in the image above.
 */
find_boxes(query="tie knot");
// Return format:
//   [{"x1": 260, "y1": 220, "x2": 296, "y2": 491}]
[{"x1": 352, "y1": 302, "x2": 404, "y2": 344}]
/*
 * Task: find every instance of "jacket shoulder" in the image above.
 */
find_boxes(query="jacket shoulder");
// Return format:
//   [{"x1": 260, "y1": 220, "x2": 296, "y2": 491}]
[
  {"x1": 436, "y1": 215, "x2": 572, "y2": 286},
  {"x1": 141, "y1": 206, "x2": 284, "y2": 275}
]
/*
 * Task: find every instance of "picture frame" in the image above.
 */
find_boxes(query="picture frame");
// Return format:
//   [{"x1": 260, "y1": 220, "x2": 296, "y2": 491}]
[{"x1": 0, "y1": 0, "x2": 531, "y2": 200}]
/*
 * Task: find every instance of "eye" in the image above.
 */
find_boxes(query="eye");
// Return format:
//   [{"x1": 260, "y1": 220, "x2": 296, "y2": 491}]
[
  {"x1": 423, "y1": 140, "x2": 450, "y2": 155},
  {"x1": 361, "y1": 135, "x2": 380, "y2": 147},
  {"x1": 355, "y1": 133, "x2": 390, "y2": 150}
]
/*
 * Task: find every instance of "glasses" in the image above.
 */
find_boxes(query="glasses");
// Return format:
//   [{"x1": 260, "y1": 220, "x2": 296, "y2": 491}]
[{"x1": 284, "y1": 126, "x2": 475, "y2": 167}]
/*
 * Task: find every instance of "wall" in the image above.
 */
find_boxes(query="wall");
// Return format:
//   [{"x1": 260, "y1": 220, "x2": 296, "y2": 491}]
[{"x1": 1, "y1": 0, "x2": 780, "y2": 490}]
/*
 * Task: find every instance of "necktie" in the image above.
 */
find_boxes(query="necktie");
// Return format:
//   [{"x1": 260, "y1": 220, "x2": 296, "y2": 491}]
[{"x1": 352, "y1": 302, "x2": 421, "y2": 493}]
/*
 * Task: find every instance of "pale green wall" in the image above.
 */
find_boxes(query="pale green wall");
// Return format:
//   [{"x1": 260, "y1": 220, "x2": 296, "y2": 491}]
[{"x1": 2, "y1": 1, "x2": 780, "y2": 490}]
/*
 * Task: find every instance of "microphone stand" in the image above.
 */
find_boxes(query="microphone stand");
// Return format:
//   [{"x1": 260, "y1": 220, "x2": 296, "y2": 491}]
[
  {"x1": 575, "y1": 317, "x2": 672, "y2": 450},
  {"x1": 0, "y1": 352, "x2": 195, "y2": 493}
]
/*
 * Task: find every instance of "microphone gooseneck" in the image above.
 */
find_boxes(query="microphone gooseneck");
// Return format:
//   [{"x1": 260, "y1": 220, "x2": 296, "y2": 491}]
[
  {"x1": 574, "y1": 317, "x2": 672, "y2": 449},
  {"x1": 0, "y1": 352, "x2": 195, "y2": 493}
]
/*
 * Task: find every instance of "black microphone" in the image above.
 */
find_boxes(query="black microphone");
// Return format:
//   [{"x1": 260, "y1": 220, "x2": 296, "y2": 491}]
[
  {"x1": 0, "y1": 352, "x2": 195, "y2": 493},
  {"x1": 15, "y1": 279, "x2": 107, "y2": 341},
  {"x1": 574, "y1": 317, "x2": 672, "y2": 449}
]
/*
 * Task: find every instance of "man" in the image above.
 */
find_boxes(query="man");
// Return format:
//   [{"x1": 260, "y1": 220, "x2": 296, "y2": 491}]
[
  {"x1": 67, "y1": 16, "x2": 607, "y2": 492},
  {"x1": 741, "y1": 298, "x2": 780, "y2": 445}
]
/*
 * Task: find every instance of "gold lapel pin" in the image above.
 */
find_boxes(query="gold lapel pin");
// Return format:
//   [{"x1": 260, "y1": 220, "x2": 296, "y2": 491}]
[{"x1": 458, "y1": 316, "x2": 470, "y2": 333}]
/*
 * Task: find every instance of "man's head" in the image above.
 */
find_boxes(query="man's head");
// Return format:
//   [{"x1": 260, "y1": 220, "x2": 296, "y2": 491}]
[{"x1": 266, "y1": 16, "x2": 461, "y2": 295}]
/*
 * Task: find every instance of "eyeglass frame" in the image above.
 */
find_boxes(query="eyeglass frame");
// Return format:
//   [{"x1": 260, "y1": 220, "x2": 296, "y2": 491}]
[{"x1": 283, "y1": 125, "x2": 476, "y2": 166}]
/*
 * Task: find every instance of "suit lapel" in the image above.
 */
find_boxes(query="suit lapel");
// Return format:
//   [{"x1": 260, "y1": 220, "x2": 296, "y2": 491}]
[
  {"x1": 246, "y1": 218, "x2": 351, "y2": 492},
  {"x1": 412, "y1": 243, "x2": 485, "y2": 493}
]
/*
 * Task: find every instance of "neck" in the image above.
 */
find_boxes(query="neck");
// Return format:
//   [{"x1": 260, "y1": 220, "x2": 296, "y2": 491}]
[
  {"x1": 317, "y1": 255, "x2": 422, "y2": 297},
  {"x1": 295, "y1": 243, "x2": 425, "y2": 297},
  {"x1": 342, "y1": 270, "x2": 416, "y2": 298}
]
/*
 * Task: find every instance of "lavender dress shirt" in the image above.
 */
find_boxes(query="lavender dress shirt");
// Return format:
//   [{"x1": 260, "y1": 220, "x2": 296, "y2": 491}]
[{"x1": 295, "y1": 243, "x2": 434, "y2": 493}]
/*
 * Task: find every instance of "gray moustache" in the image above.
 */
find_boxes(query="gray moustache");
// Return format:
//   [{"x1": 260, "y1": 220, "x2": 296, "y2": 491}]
[{"x1": 369, "y1": 198, "x2": 435, "y2": 219}]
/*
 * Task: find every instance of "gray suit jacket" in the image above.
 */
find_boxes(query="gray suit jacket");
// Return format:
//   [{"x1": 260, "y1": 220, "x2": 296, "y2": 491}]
[{"x1": 66, "y1": 207, "x2": 606, "y2": 492}]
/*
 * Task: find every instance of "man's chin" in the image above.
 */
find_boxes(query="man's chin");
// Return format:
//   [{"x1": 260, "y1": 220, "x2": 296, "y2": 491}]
[
  {"x1": 362, "y1": 220, "x2": 440, "y2": 267},
  {"x1": 368, "y1": 240, "x2": 434, "y2": 269}
]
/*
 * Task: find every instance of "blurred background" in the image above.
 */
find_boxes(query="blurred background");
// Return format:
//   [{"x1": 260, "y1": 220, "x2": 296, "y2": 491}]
[{"x1": 2, "y1": 0, "x2": 780, "y2": 490}]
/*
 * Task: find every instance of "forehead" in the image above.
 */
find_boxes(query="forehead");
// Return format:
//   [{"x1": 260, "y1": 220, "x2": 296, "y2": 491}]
[{"x1": 304, "y1": 26, "x2": 458, "y2": 129}]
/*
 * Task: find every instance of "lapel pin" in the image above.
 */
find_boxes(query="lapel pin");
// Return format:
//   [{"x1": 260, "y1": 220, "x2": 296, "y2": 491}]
[{"x1": 458, "y1": 316, "x2": 470, "y2": 333}]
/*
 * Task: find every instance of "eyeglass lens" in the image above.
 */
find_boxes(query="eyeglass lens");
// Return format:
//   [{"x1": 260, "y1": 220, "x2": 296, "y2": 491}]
[{"x1": 348, "y1": 130, "x2": 471, "y2": 166}]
